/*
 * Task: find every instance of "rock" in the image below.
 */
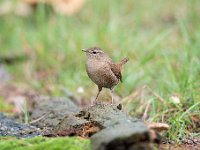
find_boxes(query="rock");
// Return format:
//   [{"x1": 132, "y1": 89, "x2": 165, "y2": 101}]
[
  {"x1": 31, "y1": 97, "x2": 79, "y2": 128},
  {"x1": 31, "y1": 98, "x2": 152, "y2": 149},
  {"x1": 54, "y1": 104, "x2": 152, "y2": 149},
  {"x1": 91, "y1": 122, "x2": 151, "y2": 150},
  {"x1": 86, "y1": 105, "x2": 151, "y2": 150}
]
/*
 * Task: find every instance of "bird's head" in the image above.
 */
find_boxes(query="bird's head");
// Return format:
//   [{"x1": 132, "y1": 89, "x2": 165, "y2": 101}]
[{"x1": 82, "y1": 47, "x2": 109, "y2": 61}]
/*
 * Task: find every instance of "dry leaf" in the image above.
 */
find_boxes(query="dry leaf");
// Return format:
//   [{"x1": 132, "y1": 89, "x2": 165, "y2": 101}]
[
  {"x1": 23, "y1": 0, "x2": 86, "y2": 15},
  {"x1": 50, "y1": 0, "x2": 85, "y2": 15},
  {"x1": 0, "y1": 0, "x2": 85, "y2": 16},
  {"x1": 146, "y1": 122, "x2": 169, "y2": 132}
]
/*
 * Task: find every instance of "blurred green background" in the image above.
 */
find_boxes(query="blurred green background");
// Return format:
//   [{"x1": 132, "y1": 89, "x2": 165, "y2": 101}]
[{"x1": 0, "y1": 0, "x2": 200, "y2": 142}]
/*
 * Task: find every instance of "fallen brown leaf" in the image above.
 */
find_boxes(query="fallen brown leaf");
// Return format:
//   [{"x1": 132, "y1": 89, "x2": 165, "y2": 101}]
[
  {"x1": 23, "y1": 0, "x2": 86, "y2": 15},
  {"x1": 50, "y1": 0, "x2": 85, "y2": 15},
  {"x1": 146, "y1": 122, "x2": 169, "y2": 132}
]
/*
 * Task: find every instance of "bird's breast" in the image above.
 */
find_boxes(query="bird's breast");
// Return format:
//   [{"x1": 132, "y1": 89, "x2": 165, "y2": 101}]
[{"x1": 86, "y1": 60, "x2": 119, "y2": 88}]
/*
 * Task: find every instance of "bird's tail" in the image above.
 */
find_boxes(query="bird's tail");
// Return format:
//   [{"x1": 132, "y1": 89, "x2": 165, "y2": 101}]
[{"x1": 120, "y1": 57, "x2": 129, "y2": 65}]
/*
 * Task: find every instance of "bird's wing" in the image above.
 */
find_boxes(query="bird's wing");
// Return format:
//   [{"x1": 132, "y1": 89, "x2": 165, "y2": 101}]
[{"x1": 109, "y1": 62, "x2": 122, "y2": 82}]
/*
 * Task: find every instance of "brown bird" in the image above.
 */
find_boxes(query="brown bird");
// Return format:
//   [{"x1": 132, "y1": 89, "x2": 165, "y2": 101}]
[{"x1": 82, "y1": 47, "x2": 129, "y2": 104}]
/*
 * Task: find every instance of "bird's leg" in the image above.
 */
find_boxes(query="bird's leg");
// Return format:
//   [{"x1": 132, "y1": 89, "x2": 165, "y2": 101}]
[
  {"x1": 110, "y1": 88, "x2": 115, "y2": 104},
  {"x1": 93, "y1": 86, "x2": 102, "y2": 105}
]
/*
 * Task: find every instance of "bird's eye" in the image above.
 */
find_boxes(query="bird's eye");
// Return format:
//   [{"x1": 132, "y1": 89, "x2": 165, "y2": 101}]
[{"x1": 93, "y1": 51, "x2": 97, "y2": 54}]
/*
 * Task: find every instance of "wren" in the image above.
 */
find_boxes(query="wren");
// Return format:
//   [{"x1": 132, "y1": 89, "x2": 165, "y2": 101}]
[{"x1": 82, "y1": 47, "x2": 129, "y2": 104}]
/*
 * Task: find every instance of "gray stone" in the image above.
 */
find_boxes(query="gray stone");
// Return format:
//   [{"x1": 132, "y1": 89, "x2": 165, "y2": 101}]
[
  {"x1": 31, "y1": 97, "x2": 79, "y2": 128},
  {"x1": 31, "y1": 99, "x2": 152, "y2": 149}
]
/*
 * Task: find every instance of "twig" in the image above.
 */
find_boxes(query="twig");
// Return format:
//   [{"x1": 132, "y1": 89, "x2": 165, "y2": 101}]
[
  {"x1": 144, "y1": 85, "x2": 166, "y2": 104},
  {"x1": 30, "y1": 113, "x2": 48, "y2": 124},
  {"x1": 142, "y1": 100, "x2": 151, "y2": 121}
]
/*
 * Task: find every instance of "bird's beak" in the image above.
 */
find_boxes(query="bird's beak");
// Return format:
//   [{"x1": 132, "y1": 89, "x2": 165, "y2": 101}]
[{"x1": 82, "y1": 49, "x2": 87, "y2": 52}]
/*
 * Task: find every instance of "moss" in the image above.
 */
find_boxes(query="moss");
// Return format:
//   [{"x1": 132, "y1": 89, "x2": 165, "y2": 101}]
[{"x1": 0, "y1": 137, "x2": 91, "y2": 150}]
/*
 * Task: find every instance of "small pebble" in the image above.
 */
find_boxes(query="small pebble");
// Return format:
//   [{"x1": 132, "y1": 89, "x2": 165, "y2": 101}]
[
  {"x1": 170, "y1": 141, "x2": 175, "y2": 144},
  {"x1": 187, "y1": 140, "x2": 193, "y2": 145},
  {"x1": 0, "y1": 113, "x2": 41, "y2": 138}
]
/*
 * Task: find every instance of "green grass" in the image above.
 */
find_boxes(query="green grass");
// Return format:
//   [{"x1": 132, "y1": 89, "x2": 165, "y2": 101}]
[
  {"x1": 0, "y1": 137, "x2": 90, "y2": 150},
  {"x1": 0, "y1": 0, "x2": 199, "y2": 144}
]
